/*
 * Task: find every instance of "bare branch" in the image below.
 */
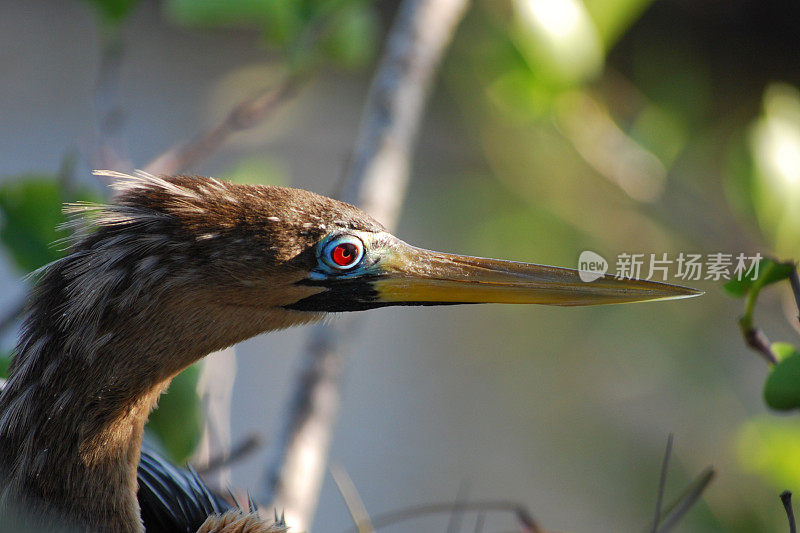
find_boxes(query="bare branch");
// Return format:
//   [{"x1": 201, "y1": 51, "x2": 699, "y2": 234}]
[
  {"x1": 194, "y1": 433, "x2": 262, "y2": 477},
  {"x1": 789, "y1": 267, "x2": 800, "y2": 325},
  {"x1": 262, "y1": 321, "x2": 349, "y2": 529},
  {"x1": 144, "y1": 76, "x2": 302, "y2": 176},
  {"x1": 191, "y1": 347, "x2": 244, "y2": 488},
  {"x1": 261, "y1": 0, "x2": 470, "y2": 530},
  {"x1": 339, "y1": 0, "x2": 470, "y2": 222},
  {"x1": 330, "y1": 463, "x2": 374, "y2": 533},
  {"x1": 473, "y1": 512, "x2": 485, "y2": 533},
  {"x1": 739, "y1": 319, "x2": 779, "y2": 365},
  {"x1": 651, "y1": 434, "x2": 673, "y2": 533},
  {"x1": 144, "y1": 0, "x2": 354, "y2": 176}
]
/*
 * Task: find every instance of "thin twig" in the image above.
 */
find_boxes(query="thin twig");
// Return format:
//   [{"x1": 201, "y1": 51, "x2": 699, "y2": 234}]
[
  {"x1": 473, "y1": 512, "x2": 485, "y2": 533},
  {"x1": 782, "y1": 491, "x2": 796, "y2": 533},
  {"x1": 740, "y1": 323, "x2": 778, "y2": 365},
  {"x1": 652, "y1": 434, "x2": 673, "y2": 533},
  {"x1": 447, "y1": 481, "x2": 471, "y2": 533},
  {"x1": 789, "y1": 267, "x2": 800, "y2": 325},
  {"x1": 342, "y1": 500, "x2": 539, "y2": 533},
  {"x1": 261, "y1": 1, "x2": 470, "y2": 530},
  {"x1": 515, "y1": 506, "x2": 540, "y2": 533},
  {"x1": 330, "y1": 463, "x2": 374, "y2": 533},
  {"x1": 144, "y1": 76, "x2": 302, "y2": 176},
  {"x1": 651, "y1": 466, "x2": 715, "y2": 533},
  {"x1": 738, "y1": 260, "x2": 780, "y2": 365},
  {"x1": 194, "y1": 433, "x2": 262, "y2": 476},
  {"x1": 144, "y1": 0, "x2": 344, "y2": 176}
]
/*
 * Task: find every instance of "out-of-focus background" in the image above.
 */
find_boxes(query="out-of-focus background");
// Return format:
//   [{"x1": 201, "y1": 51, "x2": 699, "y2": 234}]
[{"x1": 2, "y1": 0, "x2": 800, "y2": 531}]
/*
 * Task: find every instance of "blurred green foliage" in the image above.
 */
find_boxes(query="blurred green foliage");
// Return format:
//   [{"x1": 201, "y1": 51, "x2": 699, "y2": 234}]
[
  {"x1": 764, "y1": 350, "x2": 800, "y2": 410},
  {"x1": 82, "y1": 0, "x2": 139, "y2": 25},
  {"x1": 441, "y1": 1, "x2": 800, "y2": 529},
  {"x1": 0, "y1": 177, "x2": 81, "y2": 274},
  {"x1": 0, "y1": 352, "x2": 10, "y2": 379},
  {"x1": 772, "y1": 342, "x2": 798, "y2": 362},
  {"x1": 225, "y1": 156, "x2": 289, "y2": 186},
  {"x1": 146, "y1": 363, "x2": 204, "y2": 464},
  {"x1": 582, "y1": 0, "x2": 653, "y2": 46},
  {"x1": 163, "y1": 0, "x2": 379, "y2": 69},
  {"x1": 476, "y1": 0, "x2": 656, "y2": 117},
  {"x1": 317, "y1": 2, "x2": 377, "y2": 68},
  {"x1": 748, "y1": 84, "x2": 800, "y2": 259},
  {"x1": 739, "y1": 416, "x2": 800, "y2": 491}
]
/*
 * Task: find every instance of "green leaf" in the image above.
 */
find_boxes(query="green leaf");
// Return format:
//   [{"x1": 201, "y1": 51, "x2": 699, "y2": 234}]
[
  {"x1": 737, "y1": 415, "x2": 800, "y2": 490},
  {"x1": 261, "y1": 0, "x2": 304, "y2": 47},
  {"x1": 0, "y1": 352, "x2": 12, "y2": 380},
  {"x1": 225, "y1": 156, "x2": 289, "y2": 186},
  {"x1": 764, "y1": 351, "x2": 800, "y2": 410},
  {"x1": 749, "y1": 84, "x2": 800, "y2": 258},
  {"x1": 583, "y1": 0, "x2": 657, "y2": 48},
  {"x1": 511, "y1": 0, "x2": 604, "y2": 87},
  {"x1": 82, "y1": 0, "x2": 139, "y2": 25},
  {"x1": 772, "y1": 342, "x2": 798, "y2": 362},
  {"x1": 722, "y1": 257, "x2": 794, "y2": 297},
  {"x1": 318, "y1": 3, "x2": 378, "y2": 69},
  {"x1": 486, "y1": 68, "x2": 555, "y2": 122},
  {"x1": 164, "y1": 0, "x2": 300, "y2": 36},
  {"x1": 0, "y1": 176, "x2": 100, "y2": 274},
  {"x1": 0, "y1": 178, "x2": 67, "y2": 273},
  {"x1": 145, "y1": 363, "x2": 203, "y2": 464}
]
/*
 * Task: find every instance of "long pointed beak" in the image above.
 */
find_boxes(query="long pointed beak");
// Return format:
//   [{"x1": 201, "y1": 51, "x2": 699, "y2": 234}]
[{"x1": 373, "y1": 245, "x2": 701, "y2": 307}]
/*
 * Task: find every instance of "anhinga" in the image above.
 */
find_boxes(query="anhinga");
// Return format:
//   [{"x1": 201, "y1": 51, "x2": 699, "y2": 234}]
[{"x1": 0, "y1": 171, "x2": 699, "y2": 532}]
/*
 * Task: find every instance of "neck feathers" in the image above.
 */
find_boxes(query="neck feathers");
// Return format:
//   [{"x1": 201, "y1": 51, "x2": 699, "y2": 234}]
[{"x1": 0, "y1": 206, "x2": 199, "y2": 531}]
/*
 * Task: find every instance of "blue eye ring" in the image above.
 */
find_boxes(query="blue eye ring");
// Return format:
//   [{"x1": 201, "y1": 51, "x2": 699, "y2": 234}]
[{"x1": 320, "y1": 234, "x2": 365, "y2": 270}]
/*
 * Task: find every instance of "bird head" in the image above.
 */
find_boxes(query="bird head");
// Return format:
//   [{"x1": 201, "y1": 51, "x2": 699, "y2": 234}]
[{"x1": 80, "y1": 171, "x2": 699, "y2": 329}]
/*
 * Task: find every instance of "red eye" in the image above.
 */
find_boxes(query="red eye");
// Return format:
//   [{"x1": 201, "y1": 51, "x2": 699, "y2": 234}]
[
  {"x1": 321, "y1": 235, "x2": 365, "y2": 270},
  {"x1": 331, "y1": 243, "x2": 358, "y2": 266}
]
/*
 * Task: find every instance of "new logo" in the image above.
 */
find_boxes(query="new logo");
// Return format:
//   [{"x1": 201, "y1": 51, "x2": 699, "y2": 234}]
[{"x1": 578, "y1": 250, "x2": 608, "y2": 282}]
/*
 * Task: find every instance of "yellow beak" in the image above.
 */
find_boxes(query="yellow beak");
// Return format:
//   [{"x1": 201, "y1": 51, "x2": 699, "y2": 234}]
[{"x1": 373, "y1": 246, "x2": 701, "y2": 306}]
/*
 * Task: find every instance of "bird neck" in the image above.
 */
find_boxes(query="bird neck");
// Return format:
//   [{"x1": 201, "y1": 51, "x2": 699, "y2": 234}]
[{"x1": 0, "y1": 285, "x2": 284, "y2": 531}]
